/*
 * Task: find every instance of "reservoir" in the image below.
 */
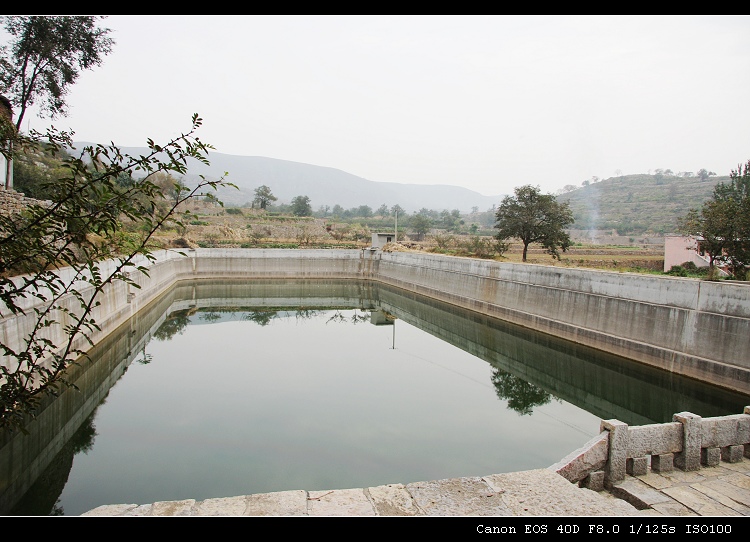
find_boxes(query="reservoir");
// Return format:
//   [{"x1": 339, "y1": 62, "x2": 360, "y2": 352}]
[{"x1": 1, "y1": 278, "x2": 747, "y2": 516}]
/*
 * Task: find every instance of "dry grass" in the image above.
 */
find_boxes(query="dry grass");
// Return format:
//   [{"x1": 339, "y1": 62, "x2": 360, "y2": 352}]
[{"x1": 150, "y1": 202, "x2": 666, "y2": 274}]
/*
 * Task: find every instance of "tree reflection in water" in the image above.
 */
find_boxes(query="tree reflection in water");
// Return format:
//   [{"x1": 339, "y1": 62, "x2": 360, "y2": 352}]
[
  {"x1": 294, "y1": 309, "x2": 321, "y2": 321},
  {"x1": 326, "y1": 309, "x2": 372, "y2": 324},
  {"x1": 491, "y1": 368, "x2": 558, "y2": 415},
  {"x1": 153, "y1": 309, "x2": 193, "y2": 341},
  {"x1": 10, "y1": 409, "x2": 99, "y2": 516},
  {"x1": 242, "y1": 310, "x2": 278, "y2": 326},
  {"x1": 199, "y1": 312, "x2": 222, "y2": 322}
]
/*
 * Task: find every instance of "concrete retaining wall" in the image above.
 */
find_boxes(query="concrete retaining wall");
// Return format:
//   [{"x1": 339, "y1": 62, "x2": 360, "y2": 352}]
[
  {"x1": 373, "y1": 251, "x2": 750, "y2": 395},
  {"x1": 1, "y1": 248, "x2": 749, "y2": 395}
]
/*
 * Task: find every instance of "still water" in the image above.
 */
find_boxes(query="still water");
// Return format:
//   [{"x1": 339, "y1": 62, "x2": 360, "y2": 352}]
[{"x1": 2, "y1": 279, "x2": 748, "y2": 516}]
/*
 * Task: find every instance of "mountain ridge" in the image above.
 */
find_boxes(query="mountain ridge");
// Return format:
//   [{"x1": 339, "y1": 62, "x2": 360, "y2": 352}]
[
  {"x1": 73, "y1": 143, "x2": 504, "y2": 214},
  {"x1": 69, "y1": 143, "x2": 727, "y2": 235}
]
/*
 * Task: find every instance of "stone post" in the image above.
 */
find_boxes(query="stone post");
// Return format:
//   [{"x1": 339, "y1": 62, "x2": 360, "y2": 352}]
[
  {"x1": 674, "y1": 411, "x2": 702, "y2": 471},
  {"x1": 601, "y1": 419, "x2": 628, "y2": 488}
]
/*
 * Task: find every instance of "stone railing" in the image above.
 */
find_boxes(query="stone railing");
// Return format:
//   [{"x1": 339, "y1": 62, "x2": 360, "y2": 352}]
[{"x1": 550, "y1": 406, "x2": 750, "y2": 491}]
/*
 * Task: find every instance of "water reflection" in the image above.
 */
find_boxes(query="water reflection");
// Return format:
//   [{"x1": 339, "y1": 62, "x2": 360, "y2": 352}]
[
  {"x1": 9, "y1": 409, "x2": 99, "y2": 516},
  {"x1": 153, "y1": 308, "x2": 192, "y2": 340},
  {"x1": 1, "y1": 279, "x2": 747, "y2": 516},
  {"x1": 491, "y1": 369, "x2": 555, "y2": 416},
  {"x1": 371, "y1": 283, "x2": 748, "y2": 425}
]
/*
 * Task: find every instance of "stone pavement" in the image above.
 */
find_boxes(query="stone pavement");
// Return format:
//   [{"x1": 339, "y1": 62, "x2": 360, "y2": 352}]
[
  {"x1": 608, "y1": 456, "x2": 750, "y2": 516},
  {"x1": 80, "y1": 457, "x2": 750, "y2": 516}
]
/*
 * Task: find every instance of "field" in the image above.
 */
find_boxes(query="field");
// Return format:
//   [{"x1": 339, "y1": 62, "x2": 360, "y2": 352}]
[{"x1": 148, "y1": 201, "x2": 668, "y2": 275}]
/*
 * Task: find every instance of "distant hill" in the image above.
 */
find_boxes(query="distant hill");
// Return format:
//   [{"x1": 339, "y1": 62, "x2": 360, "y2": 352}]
[
  {"x1": 72, "y1": 144, "x2": 503, "y2": 214},
  {"x1": 557, "y1": 174, "x2": 727, "y2": 236},
  {"x1": 68, "y1": 143, "x2": 727, "y2": 234}
]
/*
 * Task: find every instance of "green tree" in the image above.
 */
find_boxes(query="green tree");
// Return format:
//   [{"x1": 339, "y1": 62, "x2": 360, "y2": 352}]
[
  {"x1": 680, "y1": 160, "x2": 750, "y2": 279},
  {"x1": 410, "y1": 213, "x2": 432, "y2": 240},
  {"x1": 679, "y1": 202, "x2": 732, "y2": 275},
  {"x1": 12, "y1": 142, "x2": 70, "y2": 199},
  {"x1": 418, "y1": 207, "x2": 438, "y2": 219},
  {"x1": 439, "y1": 208, "x2": 463, "y2": 232},
  {"x1": 290, "y1": 195, "x2": 312, "y2": 216},
  {"x1": 252, "y1": 184, "x2": 277, "y2": 210},
  {"x1": 494, "y1": 184, "x2": 573, "y2": 262},
  {"x1": 356, "y1": 205, "x2": 372, "y2": 218},
  {"x1": 150, "y1": 172, "x2": 190, "y2": 206},
  {"x1": 0, "y1": 16, "x2": 114, "y2": 131},
  {"x1": 723, "y1": 161, "x2": 750, "y2": 276},
  {"x1": 697, "y1": 168, "x2": 717, "y2": 182},
  {"x1": 203, "y1": 192, "x2": 220, "y2": 207},
  {"x1": 0, "y1": 115, "x2": 234, "y2": 431},
  {"x1": 169, "y1": 178, "x2": 190, "y2": 206}
]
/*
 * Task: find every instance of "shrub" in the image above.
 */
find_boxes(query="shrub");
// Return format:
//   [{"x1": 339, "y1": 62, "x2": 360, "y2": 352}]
[
  {"x1": 171, "y1": 237, "x2": 192, "y2": 248},
  {"x1": 667, "y1": 265, "x2": 688, "y2": 277}
]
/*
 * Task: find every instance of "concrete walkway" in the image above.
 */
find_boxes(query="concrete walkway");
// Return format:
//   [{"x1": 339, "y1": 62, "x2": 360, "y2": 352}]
[{"x1": 80, "y1": 457, "x2": 750, "y2": 517}]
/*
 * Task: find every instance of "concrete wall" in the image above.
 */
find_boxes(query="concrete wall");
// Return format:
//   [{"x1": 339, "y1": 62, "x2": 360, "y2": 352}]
[
  {"x1": 2, "y1": 248, "x2": 749, "y2": 395},
  {"x1": 373, "y1": 251, "x2": 750, "y2": 395}
]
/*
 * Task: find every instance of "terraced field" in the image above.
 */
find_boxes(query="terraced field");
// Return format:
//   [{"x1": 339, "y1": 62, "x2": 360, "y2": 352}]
[{"x1": 153, "y1": 202, "x2": 667, "y2": 275}]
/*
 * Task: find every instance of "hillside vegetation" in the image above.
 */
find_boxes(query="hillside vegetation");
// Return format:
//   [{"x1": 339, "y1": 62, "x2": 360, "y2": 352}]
[
  {"x1": 558, "y1": 174, "x2": 727, "y2": 236},
  {"x1": 11, "y1": 143, "x2": 736, "y2": 277},
  {"x1": 148, "y1": 200, "x2": 667, "y2": 275},
  {"x1": 19, "y1": 143, "x2": 728, "y2": 239}
]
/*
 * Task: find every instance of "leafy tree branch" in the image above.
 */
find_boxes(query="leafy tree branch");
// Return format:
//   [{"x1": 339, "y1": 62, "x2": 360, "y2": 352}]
[{"x1": 0, "y1": 114, "x2": 236, "y2": 431}]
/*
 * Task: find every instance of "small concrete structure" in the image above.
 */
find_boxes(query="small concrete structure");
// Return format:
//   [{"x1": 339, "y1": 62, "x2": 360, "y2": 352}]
[
  {"x1": 371, "y1": 232, "x2": 396, "y2": 248},
  {"x1": 369, "y1": 309, "x2": 394, "y2": 325}
]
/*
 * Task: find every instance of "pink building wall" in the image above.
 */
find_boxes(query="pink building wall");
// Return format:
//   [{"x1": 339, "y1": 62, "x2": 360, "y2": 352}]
[{"x1": 663, "y1": 235, "x2": 710, "y2": 272}]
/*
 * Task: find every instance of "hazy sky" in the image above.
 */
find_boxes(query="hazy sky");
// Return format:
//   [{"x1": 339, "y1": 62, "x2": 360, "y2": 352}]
[{"x1": 12, "y1": 15, "x2": 750, "y2": 197}]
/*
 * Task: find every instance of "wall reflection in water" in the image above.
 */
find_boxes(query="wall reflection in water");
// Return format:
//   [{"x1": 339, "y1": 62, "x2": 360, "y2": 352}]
[{"x1": 1, "y1": 279, "x2": 747, "y2": 516}]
